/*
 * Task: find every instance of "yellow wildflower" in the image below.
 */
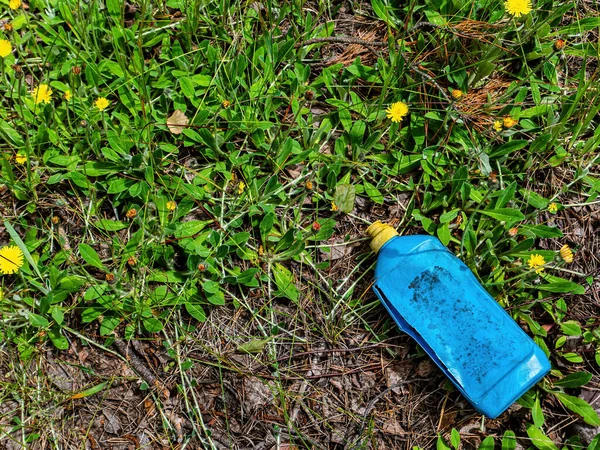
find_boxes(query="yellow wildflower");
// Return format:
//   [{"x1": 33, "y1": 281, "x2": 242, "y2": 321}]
[
  {"x1": 559, "y1": 245, "x2": 573, "y2": 263},
  {"x1": 386, "y1": 101, "x2": 409, "y2": 123},
  {"x1": 548, "y1": 203, "x2": 558, "y2": 213},
  {"x1": 33, "y1": 84, "x2": 53, "y2": 104},
  {"x1": 330, "y1": 201, "x2": 338, "y2": 212},
  {"x1": 527, "y1": 254, "x2": 546, "y2": 274},
  {"x1": 9, "y1": 0, "x2": 21, "y2": 9},
  {"x1": 166, "y1": 200, "x2": 177, "y2": 211},
  {"x1": 0, "y1": 245, "x2": 24, "y2": 274},
  {"x1": 0, "y1": 39, "x2": 12, "y2": 58},
  {"x1": 237, "y1": 182, "x2": 245, "y2": 195},
  {"x1": 222, "y1": 100, "x2": 231, "y2": 108},
  {"x1": 95, "y1": 97, "x2": 109, "y2": 111},
  {"x1": 504, "y1": 0, "x2": 532, "y2": 17},
  {"x1": 64, "y1": 90, "x2": 72, "y2": 101},
  {"x1": 14, "y1": 153, "x2": 26, "y2": 164},
  {"x1": 451, "y1": 89, "x2": 464, "y2": 99},
  {"x1": 493, "y1": 120, "x2": 503, "y2": 132},
  {"x1": 503, "y1": 117, "x2": 518, "y2": 128}
]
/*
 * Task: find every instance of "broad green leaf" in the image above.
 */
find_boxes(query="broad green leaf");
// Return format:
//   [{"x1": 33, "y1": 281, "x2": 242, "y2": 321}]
[
  {"x1": 173, "y1": 220, "x2": 211, "y2": 238},
  {"x1": 554, "y1": 372, "x2": 592, "y2": 388},
  {"x1": 349, "y1": 120, "x2": 366, "y2": 144},
  {"x1": 555, "y1": 17, "x2": 600, "y2": 35},
  {"x1": 519, "y1": 225, "x2": 563, "y2": 238},
  {"x1": 489, "y1": 140, "x2": 528, "y2": 158},
  {"x1": 501, "y1": 430, "x2": 517, "y2": 450},
  {"x1": 105, "y1": 0, "x2": 122, "y2": 18},
  {"x1": 363, "y1": 180, "x2": 384, "y2": 204},
  {"x1": 520, "y1": 189, "x2": 549, "y2": 209},
  {"x1": 272, "y1": 262, "x2": 299, "y2": 303},
  {"x1": 526, "y1": 424, "x2": 558, "y2": 450},
  {"x1": 436, "y1": 435, "x2": 451, "y2": 450},
  {"x1": 143, "y1": 317, "x2": 164, "y2": 333},
  {"x1": 48, "y1": 326, "x2": 69, "y2": 350},
  {"x1": 560, "y1": 320, "x2": 582, "y2": 336},
  {"x1": 207, "y1": 290, "x2": 225, "y2": 306},
  {"x1": 555, "y1": 392, "x2": 600, "y2": 426},
  {"x1": 29, "y1": 313, "x2": 49, "y2": 328},
  {"x1": 94, "y1": 219, "x2": 128, "y2": 232},
  {"x1": 260, "y1": 213, "x2": 275, "y2": 241},
  {"x1": 78, "y1": 243, "x2": 105, "y2": 270},
  {"x1": 480, "y1": 208, "x2": 525, "y2": 222},
  {"x1": 185, "y1": 303, "x2": 206, "y2": 322},
  {"x1": 532, "y1": 396, "x2": 545, "y2": 427},
  {"x1": 99, "y1": 315, "x2": 121, "y2": 336},
  {"x1": 439, "y1": 209, "x2": 460, "y2": 223},
  {"x1": 588, "y1": 435, "x2": 600, "y2": 450},
  {"x1": 59, "y1": 276, "x2": 86, "y2": 291},
  {"x1": 537, "y1": 281, "x2": 585, "y2": 294},
  {"x1": 479, "y1": 436, "x2": 494, "y2": 450},
  {"x1": 437, "y1": 223, "x2": 451, "y2": 246},
  {"x1": 334, "y1": 183, "x2": 356, "y2": 213},
  {"x1": 450, "y1": 429, "x2": 460, "y2": 449},
  {"x1": 562, "y1": 352, "x2": 584, "y2": 363},
  {"x1": 496, "y1": 181, "x2": 517, "y2": 208},
  {"x1": 202, "y1": 280, "x2": 220, "y2": 294}
]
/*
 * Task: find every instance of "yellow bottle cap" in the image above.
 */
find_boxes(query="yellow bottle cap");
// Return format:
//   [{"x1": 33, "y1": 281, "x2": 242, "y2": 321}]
[{"x1": 366, "y1": 221, "x2": 399, "y2": 253}]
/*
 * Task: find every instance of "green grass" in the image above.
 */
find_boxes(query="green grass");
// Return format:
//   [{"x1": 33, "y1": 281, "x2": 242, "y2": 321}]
[{"x1": 0, "y1": 0, "x2": 599, "y2": 448}]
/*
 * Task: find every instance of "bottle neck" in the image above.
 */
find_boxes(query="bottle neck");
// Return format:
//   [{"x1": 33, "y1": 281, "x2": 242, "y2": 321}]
[{"x1": 366, "y1": 221, "x2": 399, "y2": 253}]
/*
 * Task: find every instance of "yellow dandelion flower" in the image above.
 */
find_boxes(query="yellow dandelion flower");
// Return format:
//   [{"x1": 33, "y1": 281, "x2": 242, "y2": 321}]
[
  {"x1": 451, "y1": 89, "x2": 464, "y2": 99},
  {"x1": 527, "y1": 254, "x2": 546, "y2": 274},
  {"x1": 0, "y1": 245, "x2": 24, "y2": 275},
  {"x1": 330, "y1": 201, "x2": 338, "y2": 212},
  {"x1": 33, "y1": 84, "x2": 53, "y2": 104},
  {"x1": 504, "y1": 0, "x2": 532, "y2": 17},
  {"x1": 237, "y1": 182, "x2": 245, "y2": 195},
  {"x1": 503, "y1": 117, "x2": 518, "y2": 128},
  {"x1": 64, "y1": 90, "x2": 72, "y2": 101},
  {"x1": 0, "y1": 39, "x2": 12, "y2": 58},
  {"x1": 95, "y1": 97, "x2": 109, "y2": 111},
  {"x1": 9, "y1": 0, "x2": 21, "y2": 9},
  {"x1": 548, "y1": 203, "x2": 558, "y2": 213},
  {"x1": 14, "y1": 153, "x2": 26, "y2": 164},
  {"x1": 166, "y1": 200, "x2": 177, "y2": 211},
  {"x1": 493, "y1": 120, "x2": 503, "y2": 132},
  {"x1": 559, "y1": 245, "x2": 573, "y2": 263},
  {"x1": 222, "y1": 99, "x2": 231, "y2": 108},
  {"x1": 386, "y1": 101, "x2": 409, "y2": 123}
]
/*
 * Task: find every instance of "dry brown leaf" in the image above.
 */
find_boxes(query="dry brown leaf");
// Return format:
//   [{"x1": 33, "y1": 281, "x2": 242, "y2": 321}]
[{"x1": 166, "y1": 110, "x2": 189, "y2": 134}]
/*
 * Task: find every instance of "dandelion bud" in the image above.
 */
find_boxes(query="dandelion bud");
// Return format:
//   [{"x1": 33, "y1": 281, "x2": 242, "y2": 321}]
[{"x1": 559, "y1": 245, "x2": 573, "y2": 263}]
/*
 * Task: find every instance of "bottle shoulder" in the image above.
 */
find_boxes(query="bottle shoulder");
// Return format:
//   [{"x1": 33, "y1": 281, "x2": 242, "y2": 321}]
[{"x1": 375, "y1": 235, "x2": 451, "y2": 279}]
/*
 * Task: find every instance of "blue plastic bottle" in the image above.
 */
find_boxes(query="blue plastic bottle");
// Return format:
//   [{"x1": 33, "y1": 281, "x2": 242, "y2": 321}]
[{"x1": 367, "y1": 221, "x2": 550, "y2": 418}]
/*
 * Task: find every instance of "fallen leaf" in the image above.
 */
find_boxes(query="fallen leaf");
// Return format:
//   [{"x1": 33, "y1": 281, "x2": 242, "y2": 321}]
[{"x1": 166, "y1": 110, "x2": 189, "y2": 134}]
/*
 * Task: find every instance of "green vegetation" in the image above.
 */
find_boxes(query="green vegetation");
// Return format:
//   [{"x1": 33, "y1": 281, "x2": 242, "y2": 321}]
[{"x1": 0, "y1": 0, "x2": 599, "y2": 447}]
